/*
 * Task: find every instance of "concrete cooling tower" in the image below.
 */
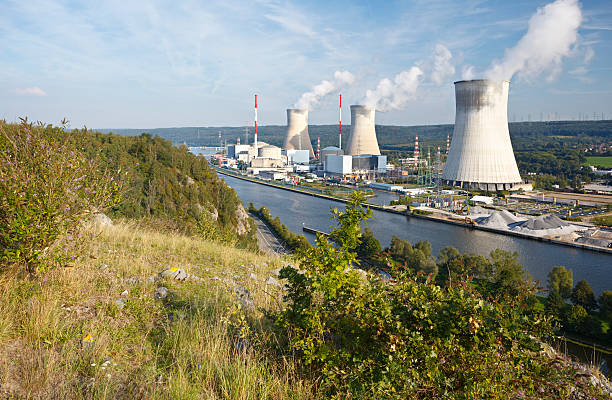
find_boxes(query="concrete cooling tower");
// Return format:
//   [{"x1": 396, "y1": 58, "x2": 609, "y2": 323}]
[
  {"x1": 346, "y1": 105, "x2": 380, "y2": 155},
  {"x1": 442, "y1": 80, "x2": 522, "y2": 191},
  {"x1": 283, "y1": 109, "x2": 314, "y2": 158}
]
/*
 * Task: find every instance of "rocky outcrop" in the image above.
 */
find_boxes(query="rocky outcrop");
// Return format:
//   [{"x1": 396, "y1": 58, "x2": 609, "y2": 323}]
[{"x1": 235, "y1": 204, "x2": 250, "y2": 236}]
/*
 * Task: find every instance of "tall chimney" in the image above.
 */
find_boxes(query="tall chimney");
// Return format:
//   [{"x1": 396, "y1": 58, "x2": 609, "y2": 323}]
[
  {"x1": 254, "y1": 94, "x2": 258, "y2": 149},
  {"x1": 346, "y1": 105, "x2": 380, "y2": 155},
  {"x1": 442, "y1": 80, "x2": 522, "y2": 190},
  {"x1": 339, "y1": 94, "x2": 342, "y2": 149},
  {"x1": 283, "y1": 109, "x2": 314, "y2": 158}
]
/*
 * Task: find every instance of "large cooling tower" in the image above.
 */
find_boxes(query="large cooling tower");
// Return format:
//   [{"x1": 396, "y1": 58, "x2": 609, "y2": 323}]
[
  {"x1": 283, "y1": 109, "x2": 314, "y2": 158},
  {"x1": 442, "y1": 80, "x2": 522, "y2": 191},
  {"x1": 346, "y1": 105, "x2": 380, "y2": 155}
]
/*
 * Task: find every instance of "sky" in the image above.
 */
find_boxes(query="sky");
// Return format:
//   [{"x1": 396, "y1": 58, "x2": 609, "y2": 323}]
[{"x1": 0, "y1": 0, "x2": 611, "y2": 129}]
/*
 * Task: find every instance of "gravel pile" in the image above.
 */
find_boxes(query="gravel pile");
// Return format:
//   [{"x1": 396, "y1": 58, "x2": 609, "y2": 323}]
[
  {"x1": 478, "y1": 210, "x2": 525, "y2": 229},
  {"x1": 511, "y1": 214, "x2": 583, "y2": 237}
]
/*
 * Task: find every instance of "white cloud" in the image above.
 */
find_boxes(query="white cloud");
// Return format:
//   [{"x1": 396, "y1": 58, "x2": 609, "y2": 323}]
[
  {"x1": 430, "y1": 44, "x2": 455, "y2": 85},
  {"x1": 13, "y1": 87, "x2": 47, "y2": 96}
]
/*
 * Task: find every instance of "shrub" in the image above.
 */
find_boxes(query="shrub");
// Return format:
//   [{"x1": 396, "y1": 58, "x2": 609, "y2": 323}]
[
  {"x1": 571, "y1": 280, "x2": 597, "y2": 311},
  {"x1": 0, "y1": 120, "x2": 121, "y2": 273},
  {"x1": 548, "y1": 266, "x2": 573, "y2": 299},
  {"x1": 598, "y1": 290, "x2": 612, "y2": 319},
  {"x1": 276, "y1": 192, "x2": 558, "y2": 398}
]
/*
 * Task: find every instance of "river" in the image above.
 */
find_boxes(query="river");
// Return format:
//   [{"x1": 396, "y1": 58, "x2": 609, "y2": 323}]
[{"x1": 221, "y1": 174, "x2": 612, "y2": 294}]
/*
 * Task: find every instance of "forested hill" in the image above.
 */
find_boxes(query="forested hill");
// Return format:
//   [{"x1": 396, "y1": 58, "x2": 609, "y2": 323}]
[
  {"x1": 81, "y1": 131, "x2": 255, "y2": 247},
  {"x1": 98, "y1": 120, "x2": 612, "y2": 153}
]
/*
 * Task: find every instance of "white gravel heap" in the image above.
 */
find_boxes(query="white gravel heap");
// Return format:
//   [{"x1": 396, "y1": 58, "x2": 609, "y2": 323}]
[{"x1": 511, "y1": 214, "x2": 584, "y2": 237}]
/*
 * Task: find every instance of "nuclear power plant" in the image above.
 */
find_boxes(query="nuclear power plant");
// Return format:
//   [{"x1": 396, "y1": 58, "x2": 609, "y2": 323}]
[
  {"x1": 346, "y1": 105, "x2": 381, "y2": 156},
  {"x1": 442, "y1": 80, "x2": 522, "y2": 191},
  {"x1": 283, "y1": 109, "x2": 315, "y2": 158}
]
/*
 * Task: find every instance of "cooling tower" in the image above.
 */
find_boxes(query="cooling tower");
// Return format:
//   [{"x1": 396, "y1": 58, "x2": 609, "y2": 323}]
[
  {"x1": 442, "y1": 80, "x2": 522, "y2": 191},
  {"x1": 346, "y1": 105, "x2": 380, "y2": 155},
  {"x1": 283, "y1": 109, "x2": 314, "y2": 158}
]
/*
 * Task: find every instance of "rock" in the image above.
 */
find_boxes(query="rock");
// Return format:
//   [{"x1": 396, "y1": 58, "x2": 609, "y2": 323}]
[
  {"x1": 120, "y1": 290, "x2": 129, "y2": 297},
  {"x1": 99, "y1": 264, "x2": 108, "y2": 270},
  {"x1": 248, "y1": 273, "x2": 257, "y2": 280},
  {"x1": 233, "y1": 286, "x2": 254, "y2": 310},
  {"x1": 93, "y1": 213, "x2": 113, "y2": 226},
  {"x1": 265, "y1": 276, "x2": 281, "y2": 287},
  {"x1": 124, "y1": 277, "x2": 139, "y2": 285},
  {"x1": 160, "y1": 268, "x2": 189, "y2": 281},
  {"x1": 270, "y1": 268, "x2": 282, "y2": 276},
  {"x1": 234, "y1": 204, "x2": 249, "y2": 235},
  {"x1": 114, "y1": 298, "x2": 126, "y2": 310},
  {"x1": 155, "y1": 287, "x2": 169, "y2": 300},
  {"x1": 377, "y1": 269, "x2": 392, "y2": 281},
  {"x1": 147, "y1": 276, "x2": 156, "y2": 283}
]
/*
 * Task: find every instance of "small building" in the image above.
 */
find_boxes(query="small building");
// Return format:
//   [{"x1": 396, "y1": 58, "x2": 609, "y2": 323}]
[
  {"x1": 470, "y1": 195, "x2": 494, "y2": 205},
  {"x1": 283, "y1": 149, "x2": 310, "y2": 165},
  {"x1": 326, "y1": 155, "x2": 353, "y2": 176},
  {"x1": 321, "y1": 146, "x2": 344, "y2": 169},
  {"x1": 260, "y1": 170, "x2": 287, "y2": 180}
]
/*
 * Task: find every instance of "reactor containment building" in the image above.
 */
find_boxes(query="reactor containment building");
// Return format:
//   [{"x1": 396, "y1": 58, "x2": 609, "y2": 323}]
[
  {"x1": 346, "y1": 105, "x2": 381, "y2": 156},
  {"x1": 284, "y1": 109, "x2": 315, "y2": 158},
  {"x1": 442, "y1": 79, "x2": 522, "y2": 191}
]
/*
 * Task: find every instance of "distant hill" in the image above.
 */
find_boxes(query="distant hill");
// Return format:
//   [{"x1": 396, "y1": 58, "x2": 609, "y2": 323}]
[{"x1": 97, "y1": 120, "x2": 612, "y2": 154}]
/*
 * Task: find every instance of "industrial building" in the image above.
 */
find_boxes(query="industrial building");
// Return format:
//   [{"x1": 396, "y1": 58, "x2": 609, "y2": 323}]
[
  {"x1": 346, "y1": 105, "x2": 381, "y2": 156},
  {"x1": 325, "y1": 154, "x2": 387, "y2": 178},
  {"x1": 442, "y1": 80, "x2": 523, "y2": 191},
  {"x1": 283, "y1": 149, "x2": 310, "y2": 165},
  {"x1": 283, "y1": 109, "x2": 315, "y2": 158}
]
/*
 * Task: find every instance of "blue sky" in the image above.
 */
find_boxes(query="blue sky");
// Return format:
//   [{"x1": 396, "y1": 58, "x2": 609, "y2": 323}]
[{"x1": 0, "y1": 0, "x2": 610, "y2": 128}]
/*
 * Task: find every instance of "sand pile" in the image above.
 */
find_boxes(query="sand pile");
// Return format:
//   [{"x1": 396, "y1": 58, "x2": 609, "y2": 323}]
[
  {"x1": 477, "y1": 210, "x2": 526, "y2": 229},
  {"x1": 468, "y1": 206, "x2": 491, "y2": 218},
  {"x1": 511, "y1": 214, "x2": 583, "y2": 237}
]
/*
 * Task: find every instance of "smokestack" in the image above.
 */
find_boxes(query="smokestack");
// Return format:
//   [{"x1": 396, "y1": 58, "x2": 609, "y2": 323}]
[
  {"x1": 414, "y1": 135, "x2": 420, "y2": 161},
  {"x1": 442, "y1": 80, "x2": 522, "y2": 190},
  {"x1": 284, "y1": 109, "x2": 314, "y2": 158},
  {"x1": 254, "y1": 94, "x2": 258, "y2": 149},
  {"x1": 339, "y1": 94, "x2": 342, "y2": 149},
  {"x1": 346, "y1": 105, "x2": 381, "y2": 156},
  {"x1": 317, "y1": 136, "x2": 321, "y2": 159},
  {"x1": 446, "y1": 134, "x2": 450, "y2": 155},
  {"x1": 237, "y1": 137, "x2": 240, "y2": 145}
]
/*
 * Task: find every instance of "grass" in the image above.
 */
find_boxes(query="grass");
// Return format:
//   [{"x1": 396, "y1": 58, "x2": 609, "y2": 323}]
[
  {"x1": 585, "y1": 156, "x2": 612, "y2": 169},
  {"x1": 592, "y1": 215, "x2": 612, "y2": 227},
  {"x1": 0, "y1": 221, "x2": 313, "y2": 399}
]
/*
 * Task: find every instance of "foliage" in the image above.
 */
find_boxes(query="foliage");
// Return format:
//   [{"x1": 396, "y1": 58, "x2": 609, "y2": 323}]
[
  {"x1": 591, "y1": 215, "x2": 612, "y2": 227},
  {"x1": 356, "y1": 227, "x2": 381, "y2": 261},
  {"x1": 545, "y1": 290, "x2": 565, "y2": 319},
  {"x1": 547, "y1": 266, "x2": 573, "y2": 299},
  {"x1": 598, "y1": 290, "x2": 612, "y2": 319},
  {"x1": 0, "y1": 120, "x2": 121, "y2": 273},
  {"x1": 571, "y1": 280, "x2": 597, "y2": 312},
  {"x1": 272, "y1": 192, "x2": 598, "y2": 399},
  {"x1": 564, "y1": 305, "x2": 588, "y2": 332},
  {"x1": 389, "y1": 236, "x2": 438, "y2": 277},
  {"x1": 79, "y1": 131, "x2": 255, "y2": 247}
]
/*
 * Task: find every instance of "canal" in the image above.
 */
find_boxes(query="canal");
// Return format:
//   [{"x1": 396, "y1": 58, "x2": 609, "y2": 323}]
[{"x1": 221, "y1": 174, "x2": 612, "y2": 295}]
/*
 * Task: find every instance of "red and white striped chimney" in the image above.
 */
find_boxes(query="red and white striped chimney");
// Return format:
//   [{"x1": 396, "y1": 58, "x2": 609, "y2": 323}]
[
  {"x1": 446, "y1": 133, "x2": 450, "y2": 155},
  {"x1": 254, "y1": 94, "x2": 258, "y2": 149},
  {"x1": 414, "y1": 134, "x2": 420, "y2": 163},
  {"x1": 339, "y1": 94, "x2": 342, "y2": 149},
  {"x1": 237, "y1": 137, "x2": 240, "y2": 145},
  {"x1": 317, "y1": 136, "x2": 321, "y2": 159}
]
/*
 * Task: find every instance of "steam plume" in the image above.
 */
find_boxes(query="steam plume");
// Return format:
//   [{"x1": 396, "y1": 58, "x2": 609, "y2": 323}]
[
  {"x1": 430, "y1": 44, "x2": 455, "y2": 85},
  {"x1": 485, "y1": 0, "x2": 582, "y2": 81},
  {"x1": 361, "y1": 66, "x2": 424, "y2": 111},
  {"x1": 295, "y1": 70, "x2": 355, "y2": 109}
]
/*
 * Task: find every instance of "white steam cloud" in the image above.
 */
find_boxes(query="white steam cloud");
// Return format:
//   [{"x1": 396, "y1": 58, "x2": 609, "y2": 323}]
[
  {"x1": 295, "y1": 70, "x2": 355, "y2": 110},
  {"x1": 485, "y1": 0, "x2": 583, "y2": 82},
  {"x1": 361, "y1": 67, "x2": 424, "y2": 111},
  {"x1": 430, "y1": 44, "x2": 455, "y2": 85},
  {"x1": 461, "y1": 65, "x2": 475, "y2": 80},
  {"x1": 13, "y1": 87, "x2": 47, "y2": 96}
]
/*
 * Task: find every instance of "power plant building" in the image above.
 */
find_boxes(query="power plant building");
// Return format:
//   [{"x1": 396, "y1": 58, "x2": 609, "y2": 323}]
[
  {"x1": 283, "y1": 109, "x2": 314, "y2": 158},
  {"x1": 283, "y1": 149, "x2": 310, "y2": 165},
  {"x1": 346, "y1": 105, "x2": 381, "y2": 156},
  {"x1": 442, "y1": 80, "x2": 523, "y2": 191}
]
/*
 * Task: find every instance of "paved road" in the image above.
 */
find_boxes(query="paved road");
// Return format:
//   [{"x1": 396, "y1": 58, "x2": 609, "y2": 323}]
[{"x1": 251, "y1": 214, "x2": 289, "y2": 256}]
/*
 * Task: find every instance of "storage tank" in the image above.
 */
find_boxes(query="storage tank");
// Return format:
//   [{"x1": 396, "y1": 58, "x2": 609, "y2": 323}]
[
  {"x1": 258, "y1": 145, "x2": 282, "y2": 159},
  {"x1": 283, "y1": 109, "x2": 314, "y2": 158},
  {"x1": 346, "y1": 105, "x2": 380, "y2": 155},
  {"x1": 442, "y1": 80, "x2": 522, "y2": 191}
]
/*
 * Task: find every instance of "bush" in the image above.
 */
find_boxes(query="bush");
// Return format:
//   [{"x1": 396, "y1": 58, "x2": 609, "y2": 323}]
[
  {"x1": 571, "y1": 280, "x2": 597, "y2": 311},
  {"x1": 0, "y1": 120, "x2": 120, "y2": 273},
  {"x1": 276, "y1": 192, "x2": 561, "y2": 398}
]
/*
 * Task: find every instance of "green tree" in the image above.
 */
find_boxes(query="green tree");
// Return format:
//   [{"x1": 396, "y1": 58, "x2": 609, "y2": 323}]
[
  {"x1": 564, "y1": 305, "x2": 588, "y2": 332},
  {"x1": 598, "y1": 290, "x2": 612, "y2": 320},
  {"x1": 571, "y1": 280, "x2": 596, "y2": 311},
  {"x1": 545, "y1": 290, "x2": 566, "y2": 319},
  {"x1": 548, "y1": 266, "x2": 573, "y2": 299},
  {"x1": 356, "y1": 227, "x2": 381, "y2": 261}
]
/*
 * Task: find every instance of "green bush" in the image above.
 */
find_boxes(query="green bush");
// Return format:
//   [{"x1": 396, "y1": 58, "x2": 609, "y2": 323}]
[
  {"x1": 0, "y1": 120, "x2": 120, "y2": 273},
  {"x1": 276, "y1": 192, "x2": 567, "y2": 398}
]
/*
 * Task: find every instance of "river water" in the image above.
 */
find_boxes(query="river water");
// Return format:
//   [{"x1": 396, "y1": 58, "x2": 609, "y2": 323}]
[{"x1": 221, "y1": 174, "x2": 611, "y2": 294}]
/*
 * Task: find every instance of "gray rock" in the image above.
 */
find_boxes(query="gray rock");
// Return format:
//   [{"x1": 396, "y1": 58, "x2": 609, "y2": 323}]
[
  {"x1": 155, "y1": 287, "x2": 169, "y2": 300},
  {"x1": 120, "y1": 290, "x2": 129, "y2": 297},
  {"x1": 124, "y1": 277, "x2": 139, "y2": 285},
  {"x1": 93, "y1": 213, "x2": 113, "y2": 226},
  {"x1": 147, "y1": 276, "x2": 156, "y2": 283},
  {"x1": 270, "y1": 268, "x2": 282, "y2": 276},
  {"x1": 377, "y1": 269, "x2": 392, "y2": 280},
  {"x1": 114, "y1": 298, "x2": 126, "y2": 310},
  {"x1": 248, "y1": 272, "x2": 257, "y2": 280},
  {"x1": 233, "y1": 286, "x2": 254, "y2": 310},
  {"x1": 99, "y1": 264, "x2": 108, "y2": 270},
  {"x1": 265, "y1": 276, "x2": 281, "y2": 287},
  {"x1": 160, "y1": 268, "x2": 189, "y2": 281}
]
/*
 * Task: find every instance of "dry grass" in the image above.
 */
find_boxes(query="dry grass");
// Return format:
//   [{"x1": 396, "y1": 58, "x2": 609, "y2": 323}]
[{"x1": 0, "y1": 221, "x2": 313, "y2": 399}]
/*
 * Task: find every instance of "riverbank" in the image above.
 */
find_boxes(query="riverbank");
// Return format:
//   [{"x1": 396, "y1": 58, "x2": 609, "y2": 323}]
[{"x1": 214, "y1": 167, "x2": 612, "y2": 255}]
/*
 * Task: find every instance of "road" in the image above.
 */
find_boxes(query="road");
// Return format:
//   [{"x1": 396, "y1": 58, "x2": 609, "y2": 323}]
[{"x1": 251, "y1": 214, "x2": 289, "y2": 256}]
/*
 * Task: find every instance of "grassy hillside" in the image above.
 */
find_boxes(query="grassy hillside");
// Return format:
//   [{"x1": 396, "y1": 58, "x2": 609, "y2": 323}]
[{"x1": 0, "y1": 221, "x2": 311, "y2": 399}]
